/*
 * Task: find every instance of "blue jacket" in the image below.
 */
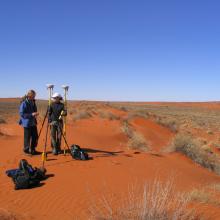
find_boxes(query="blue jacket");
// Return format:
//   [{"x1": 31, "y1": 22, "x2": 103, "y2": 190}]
[{"x1": 19, "y1": 99, "x2": 37, "y2": 128}]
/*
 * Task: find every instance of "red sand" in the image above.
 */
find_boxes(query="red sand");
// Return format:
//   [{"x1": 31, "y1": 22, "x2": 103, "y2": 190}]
[{"x1": 1, "y1": 103, "x2": 220, "y2": 219}]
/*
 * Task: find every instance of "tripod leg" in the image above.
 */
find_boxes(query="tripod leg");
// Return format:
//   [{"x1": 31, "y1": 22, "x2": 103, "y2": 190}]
[
  {"x1": 38, "y1": 108, "x2": 48, "y2": 141},
  {"x1": 57, "y1": 122, "x2": 70, "y2": 153},
  {"x1": 42, "y1": 121, "x2": 50, "y2": 167}
]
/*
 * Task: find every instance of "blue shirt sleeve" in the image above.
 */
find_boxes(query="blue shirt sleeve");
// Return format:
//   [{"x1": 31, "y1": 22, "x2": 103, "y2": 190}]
[{"x1": 19, "y1": 102, "x2": 33, "y2": 119}]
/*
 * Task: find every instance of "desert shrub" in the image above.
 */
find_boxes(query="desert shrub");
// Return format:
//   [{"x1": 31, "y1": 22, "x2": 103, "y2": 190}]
[
  {"x1": 189, "y1": 188, "x2": 220, "y2": 206},
  {"x1": 73, "y1": 110, "x2": 92, "y2": 121},
  {"x1": 155, "y1": 117, "x2": 178, "y2": 133},
  {"x1": 127, "y1": 110, "x2": 149, "y2": 120},
  {"x1": 119, "y1": 106, "x2": 128, "y2": 112},
  {"x1": 210, "y1": 183, "x2": 220, "y2": 192},
  {"x1": 121, "y1": 120, "x2": 149, "y2": 151},
  {"x1": 99, "y1": 111, "x2": 120, "y2": 120},
  {"x1": 128, "y1": 132, "x2": 149, "y2": 151},
  {"x1": 107, "y1": 103, "x2": 130, "y2": 112},
  {"x1": 84, "y1": 106, "x2": 97, "y2": 115},
  {"x1": 89, "y1": 179, "x2": 200, "y2": 220},
  {"x1": 169, "y1": 133, "x2": 220, "y2": 174},
  {"x1": 121, "y1": 120, "x2": 133, "y2": 139},
  {"x1": 207, "y1": 130, "x2": 214, "y2": 135}
]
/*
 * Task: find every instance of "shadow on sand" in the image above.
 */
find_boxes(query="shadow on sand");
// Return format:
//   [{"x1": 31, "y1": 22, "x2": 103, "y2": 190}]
[{"x1": 83, "y1": 147, "x2": 124, "y2": 158}]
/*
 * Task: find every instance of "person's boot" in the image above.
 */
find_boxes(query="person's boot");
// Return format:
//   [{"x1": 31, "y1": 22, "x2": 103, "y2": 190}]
[
  {"x1": 30, "y1": 148, "x2": 41, "y2": 155},
  {"x1": 23, "y1": 147, "x2": 30, "y2": 154},
  {"x1": 57, "y1": 146, "x2": 62, "y2": 154},
  {"x1": 52, "y1": 147, "x2": 58, "y2": 155}
]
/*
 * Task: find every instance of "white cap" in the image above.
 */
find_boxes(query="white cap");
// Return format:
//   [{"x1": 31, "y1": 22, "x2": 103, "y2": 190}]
[{"x1": 52, "y1": 92, "x2": 63, "y2": 99}]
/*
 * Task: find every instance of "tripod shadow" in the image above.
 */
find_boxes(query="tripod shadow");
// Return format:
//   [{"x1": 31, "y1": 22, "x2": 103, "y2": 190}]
[
  {"x1": 44, "y1": 173, "x2": 55, "y2": 180},
  {"x1": 83, "y1": 147, "x2": 124, "y2": 158}
]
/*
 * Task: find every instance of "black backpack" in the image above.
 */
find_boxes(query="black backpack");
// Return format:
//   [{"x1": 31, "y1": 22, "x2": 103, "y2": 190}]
[
  {"x1": 6, "y1": 159, "x2": 46, "y2": 190},
  {"x1": 70, "y1": 145, "x2": 89, "y2": 160}
]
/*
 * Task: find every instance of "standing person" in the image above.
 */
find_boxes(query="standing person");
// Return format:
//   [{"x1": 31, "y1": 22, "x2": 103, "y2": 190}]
[
  {"x1": 19, "y1": 90, "x2": 39, "y2": 155},
  {"x1": 49, "y1": 93, "x2": 67, "y2": 155}
]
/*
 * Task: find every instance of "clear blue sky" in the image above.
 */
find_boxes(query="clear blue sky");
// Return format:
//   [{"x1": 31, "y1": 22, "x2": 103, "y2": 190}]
[{"x1": 0, "y1": 0, "x2": 220, "y2": 101}]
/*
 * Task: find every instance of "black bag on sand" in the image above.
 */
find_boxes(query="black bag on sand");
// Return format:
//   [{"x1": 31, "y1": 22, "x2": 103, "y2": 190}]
[
  {"x1": 6, "y1": 159, "x2": 47, "y2": 190},
  {"x1": 70, "y1": 145, "x2": 89, "y2": 160}
]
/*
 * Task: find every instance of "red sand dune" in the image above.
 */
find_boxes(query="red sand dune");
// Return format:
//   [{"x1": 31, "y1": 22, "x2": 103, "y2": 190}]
[
  {"x1": 131, "y1": 117, "x2": 174, "y2": 152},
  {"x1": 0, "y1": 103, "x2": 220, "y2": 219}
]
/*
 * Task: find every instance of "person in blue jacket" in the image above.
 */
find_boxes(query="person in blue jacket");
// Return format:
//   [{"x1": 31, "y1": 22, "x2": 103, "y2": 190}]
[{"x1": 19, "y1": 90, "x2": 39, "y2": 155}]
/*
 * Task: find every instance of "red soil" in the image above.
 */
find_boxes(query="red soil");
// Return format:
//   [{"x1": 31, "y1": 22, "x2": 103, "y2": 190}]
[{"x1": 0, "y1": 102, "x2": 220, "y2": 219}]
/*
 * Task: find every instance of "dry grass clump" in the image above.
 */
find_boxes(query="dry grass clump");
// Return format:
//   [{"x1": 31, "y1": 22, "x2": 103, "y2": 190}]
[
  {"x1": 89, "y1": 179, "x2": 200, "y2": 220},
  {"x1": 99, "y1": 111, "x2": 120, "y2": 120},
  {"x1": 128, "y1": 132, "x2": 149, "y2": 151},
  {"x1": 73, "y1": 110, "x2": 92, "y2": 121},
  {"x1": 189, "y1": 188, "x2": 220, "y2": 206},
  {"x1": 121, "y1": 120, "x2": 149, "y2": 151},
  {"x1": 119, "y1": 106, "x2": 128, "y2": 112},
  {"x1": 210, "y1": 183, "x2": 220, "y2": 192},
  {"x1": 127, "y1": 110, "x2": 149, "y2": 120},
  {"x1": 70, "y1": 102, "x2": 102, "y2": 121},
  {"x1": 121, "y1": 120, "x2": 133, "y2": 138},
  {"x1": 155, "y1": 116, "x2": 178, "y2": 133},
  {"x1": 168, "y1": 133, "x2": 220, "y2": 174}
]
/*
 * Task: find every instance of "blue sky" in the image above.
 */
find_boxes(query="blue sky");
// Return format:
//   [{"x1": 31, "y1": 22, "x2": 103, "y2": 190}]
[{"x1": 0, "y1": 0, "x2": 220, "y2": 101}]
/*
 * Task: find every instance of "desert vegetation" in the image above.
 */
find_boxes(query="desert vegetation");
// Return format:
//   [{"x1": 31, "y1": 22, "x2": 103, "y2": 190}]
[
  {"x1": 98, "y1": 111, "x2": 120, "y2": 120},
  {"x1": 189, "y1": 188, "x2": 220, "y2": 206},
  {"x1": 89, "y1": 179, "x2": 201, "y2": 220},
  {"x1": 155, "y1": 116, "x2": 178, "y2": 133},
  {"x1": 0, "y1": 100, "x2": 20, "y2": 122},
  {"x1": 72, "y1": 110, "x2": 93, "y2": 121},
  {"x1": 109, "y1": 102, "x2": 220, "y2": 132},
  {"x1": 121, "y1": 119, "x2": 149, "y2": 151},
  {"x1": 167, "y1": 133, "x2": 220, "y2": 174}
]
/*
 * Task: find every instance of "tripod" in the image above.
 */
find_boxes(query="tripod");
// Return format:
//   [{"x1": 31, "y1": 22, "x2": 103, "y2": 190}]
[
  {"x1": 38, "y1": 84, "x2": 71, "y2": 168},
  {"x1": 39, "y1": 84, "x2": 54, "y2": 168}
]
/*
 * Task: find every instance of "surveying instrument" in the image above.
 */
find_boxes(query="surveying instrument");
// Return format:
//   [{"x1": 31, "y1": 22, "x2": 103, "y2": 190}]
[{"x1": 38, "y1": 84, "x2": 70, "y2": 168}]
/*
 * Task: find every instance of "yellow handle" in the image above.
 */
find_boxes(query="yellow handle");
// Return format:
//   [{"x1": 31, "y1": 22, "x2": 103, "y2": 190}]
[
  {"x1": 41, "y1": 151, "x2": 47, "y2": 162},
  {"x1": 59, "y1": 110, "x2": 64, "y2": 120}
]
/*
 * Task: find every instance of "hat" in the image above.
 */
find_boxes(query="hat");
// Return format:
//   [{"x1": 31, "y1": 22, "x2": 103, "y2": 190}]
[{"x1": 52, "y1": 92, "x2": 63, "y2": 100}]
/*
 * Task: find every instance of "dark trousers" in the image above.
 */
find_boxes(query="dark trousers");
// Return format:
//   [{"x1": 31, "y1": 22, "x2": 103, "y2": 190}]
[
  {"x1": 24, "y1": 126, "x2": 38, "y2": 152},
  {"x1": 50, "y1": 121, "x2": 63, "y2": 150}
]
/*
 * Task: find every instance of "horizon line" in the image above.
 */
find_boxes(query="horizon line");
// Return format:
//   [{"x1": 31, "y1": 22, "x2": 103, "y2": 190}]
[{"x1": 0, "y1": 97, "x2": 220, "y2": 103}]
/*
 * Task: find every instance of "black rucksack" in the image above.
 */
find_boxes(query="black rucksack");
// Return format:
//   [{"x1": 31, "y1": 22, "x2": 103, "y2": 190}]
[
  {"x1": 70, "y1": 145, "x2": 89, "y2": 160},
  {"x1": 6, "y1": 159, "x2": 46, "y2": 190}
]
